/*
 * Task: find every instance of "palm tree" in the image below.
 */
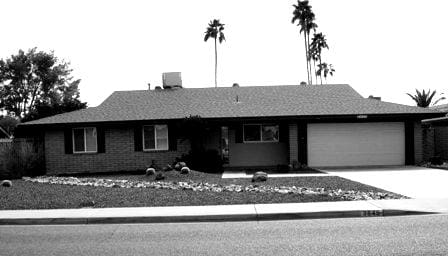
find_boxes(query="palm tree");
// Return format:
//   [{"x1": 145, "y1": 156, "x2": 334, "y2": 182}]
[
  {"x1": 292, "y1": 0, "x2": 317, "y2": 85},
  {"x1": 310, "y1": 32, "x2": 329, "y2": 84},
  {"x1": 407, "y1": 89, "x2": 446, "y2": 107},
  {"x1": 316, "y1": 63, "x2": 335, "y2": 84},
  {"x1": 204, "y1": 19, "x2": 225, "y2": 88}
]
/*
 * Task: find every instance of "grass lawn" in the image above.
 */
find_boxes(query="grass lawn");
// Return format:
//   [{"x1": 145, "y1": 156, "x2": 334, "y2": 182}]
[{"x1": 0, "y1": 170, "x2": 400, "y2": 210}]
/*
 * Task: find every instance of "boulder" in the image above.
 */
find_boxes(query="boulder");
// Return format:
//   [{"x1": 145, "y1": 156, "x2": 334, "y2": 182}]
[
  {"x1": 145, "y1": 168, "x2": 156, "y2": 176},
  {"x1": 1, "y1": 180, "x2": 12, "y2": 187},
  {"x1": 180, "y1": 167, "x2": 190, "y2": 174},
  {"x1": 251, "y1": 171, "x2": 268, "y2": 182}
]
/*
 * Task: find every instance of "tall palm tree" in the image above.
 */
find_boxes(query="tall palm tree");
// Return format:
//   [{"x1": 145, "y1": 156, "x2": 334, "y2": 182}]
[
  {"x1": 407, "y1": 89, "x2": 446, "y2": 107},
  {"x1": 292, "y1": 0, "x2": 317, "y2": 85},
  {"x1": 310, "y1": 32, "x2": 329, "y2": 84},
  {"x1": 316, "y1": 63, "x2": 335, "y2": 84},
  {"x1": 204, "y1": 19, "x2": 225, "y2": 88}
]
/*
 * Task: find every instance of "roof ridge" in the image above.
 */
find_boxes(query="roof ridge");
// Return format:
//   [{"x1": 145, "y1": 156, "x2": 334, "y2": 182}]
[{"x1": 111, "y1": 84, "x2": 352, "y2": 93}]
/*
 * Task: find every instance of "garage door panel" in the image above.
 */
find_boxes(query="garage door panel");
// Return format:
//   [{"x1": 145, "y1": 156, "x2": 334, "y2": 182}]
[{"x1": 307, "y1": 122, "x2": 405, "y2": 167}]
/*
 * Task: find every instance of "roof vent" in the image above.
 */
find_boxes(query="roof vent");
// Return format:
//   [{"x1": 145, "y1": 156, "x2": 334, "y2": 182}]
[
  {"x1": 368, "y1": 95, "x2": 381, "y2": 101},
  {"x1": 162, "y1": 72, "x2": 182, "y2": 89},
  {"x1": 232, "y1": 83, "x2": 239, "y2": 87}
]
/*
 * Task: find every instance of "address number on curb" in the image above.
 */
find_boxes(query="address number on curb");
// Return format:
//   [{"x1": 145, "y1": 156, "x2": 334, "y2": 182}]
[{"x1": 361, "y1": 210, "x2": 383, "y2": 217}]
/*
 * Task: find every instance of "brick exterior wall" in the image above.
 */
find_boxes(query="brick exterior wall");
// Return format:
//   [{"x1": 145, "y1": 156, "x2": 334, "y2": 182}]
[
  {"x1": 45, "y1": 126, "x2": 190, "y2": 175},
  {"x1": 435, "y1": 126, "x2": 448, "y2": 160},
  {"x1": 414, "y1": 121, "x2": 423, "y2": 164},
  {"x1": 288, "y1": 123, "x2": 298, "y2": 165},
  {"x1": 422, "y1": 125, "x2": 435, "y2": 162}
]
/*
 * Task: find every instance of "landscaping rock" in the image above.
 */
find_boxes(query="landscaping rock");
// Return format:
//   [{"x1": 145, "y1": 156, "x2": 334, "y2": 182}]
[
  {"x1": 1, "y1": 180, "x2": 12, "y2": 187},
  {"x1": 155, "y1": 172, "x2": 165, "y2": 180},
  {"x1": 180, "y1": 167, "x2": 190, "y2": 174},
  {"x1": 252, "y1": 171, "x2": 268, "y2": 182},
  {"x1": 145, "y1": 168, "x2": 156, "y2": 176},
  {"x1": 22, "y1": 176, "x2": 407, "y2": 201}
]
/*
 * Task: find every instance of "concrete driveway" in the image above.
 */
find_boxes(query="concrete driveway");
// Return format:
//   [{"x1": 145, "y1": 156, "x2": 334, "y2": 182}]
[{"x1": 320, "y1": 166, "x2": 448, "y2": 199}]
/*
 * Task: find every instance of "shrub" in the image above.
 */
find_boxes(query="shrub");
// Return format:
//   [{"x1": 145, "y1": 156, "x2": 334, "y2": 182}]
[
  {"x1": 0, "y1": 140, "x2": 44, "y2": 179},
  {"x1": 163, "y1": 164, "x2": 173, "y2": 172},
  {"x1": 155, "y1": 172, "x2": 165, "y2": 180},
  {"x1": 430, "y1": 156, "x2": 444, "y2": 165}
]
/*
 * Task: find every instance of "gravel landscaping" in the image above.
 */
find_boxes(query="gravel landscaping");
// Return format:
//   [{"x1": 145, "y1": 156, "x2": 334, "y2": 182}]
[{"x1": 0, "y1": 170, "x2": 407, "y2": 210}]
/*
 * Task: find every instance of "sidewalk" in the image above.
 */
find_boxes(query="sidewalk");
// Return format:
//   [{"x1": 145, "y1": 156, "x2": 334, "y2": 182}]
[{"x1": 2, "y1": 198, "x2": 447, "y2": 225}]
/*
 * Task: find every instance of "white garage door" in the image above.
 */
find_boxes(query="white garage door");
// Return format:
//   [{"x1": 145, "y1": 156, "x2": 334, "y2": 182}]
[{"x1": 307, "y1": 122, "x2": 405, "y2": 167}]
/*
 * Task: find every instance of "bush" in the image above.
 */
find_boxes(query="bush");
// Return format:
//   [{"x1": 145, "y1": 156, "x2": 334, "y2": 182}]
[
  {"x1": 0, "y1": 140, "x2": 44, "y2": 179},
  {"x1": 430, "y1": 156, "x2": 444, "y2": 165},
  {"x1": 155, "y1": 172, "x2": 165, "y2": 180}
]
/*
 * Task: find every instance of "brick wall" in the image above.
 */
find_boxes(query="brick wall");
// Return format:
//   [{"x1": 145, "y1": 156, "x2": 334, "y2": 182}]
[
  {"x1": 45, "y1": 126, "x2": 190, "y2": 174},
  {"x1": 435, "y1": 126, "x2": 448, "y2": 160},
  {"x1": 288, "y1": 123, "x2": 298, "y2": 165},
  {"x1": 422, "y1": 125, "x2": 435, "y2": 162},
  {"x1": 414, "y1": 121, "x2": 423, "y2": 164}
]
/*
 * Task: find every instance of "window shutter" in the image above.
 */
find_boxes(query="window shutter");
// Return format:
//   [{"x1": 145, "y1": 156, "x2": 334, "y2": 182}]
[
  {"x1": 134, "y1": 126, "x2": 143, "y2": 151},
  {"x1": 64, "y1": 128, "x2": 73, "y2": 154},
  {"x1": 168, "y1": 124, "x2": 177, "y2": 151},
  {"x1": 235, "y1": 125, "x2": 243, "y2": 143},
  {"x1": 279, "y1": 123, "x2": 289, "y2": 143},
  {"x1": 97, "y1": 127, "x2": 106, "y2": 153}
]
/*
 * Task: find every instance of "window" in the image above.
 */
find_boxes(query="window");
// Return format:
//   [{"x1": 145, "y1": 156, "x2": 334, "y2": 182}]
[
  {"x1": 243, "y1": 124, "x2": 279, "y2": 142},
  {"x1": 143, "y1": 125, "x2": 168, "y2": 150},
  {"x1": 73, "y1": 127, "x2": 97, "y2": 153}
]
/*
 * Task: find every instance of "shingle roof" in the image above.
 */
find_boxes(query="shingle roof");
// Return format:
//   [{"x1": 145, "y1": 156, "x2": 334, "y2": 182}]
[
  {"x1": 432, "y1": 103, "x2": 448, "y2": 113},
  {"x1": 22, "y1": 84, "x2": 441, "y2": 125}
]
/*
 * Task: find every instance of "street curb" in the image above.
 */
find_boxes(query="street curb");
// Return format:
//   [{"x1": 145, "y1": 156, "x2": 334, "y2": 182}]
[{"x1": 0, "y1": 209, "x2": 436, "y2": 225}]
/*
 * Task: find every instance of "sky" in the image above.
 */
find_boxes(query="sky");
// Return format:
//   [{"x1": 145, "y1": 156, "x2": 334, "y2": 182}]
[{"x1": 1, "y1": 0, "x2": 447, "y2": 107}]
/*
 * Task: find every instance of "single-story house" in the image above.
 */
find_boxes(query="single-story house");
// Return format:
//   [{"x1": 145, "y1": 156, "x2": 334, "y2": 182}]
[
  {"x1": 422, "y1": 104, "x2": 448, "y2": 160},
  {"x1": 18, "y1": 83, "x2": 443, "y2": 174}
]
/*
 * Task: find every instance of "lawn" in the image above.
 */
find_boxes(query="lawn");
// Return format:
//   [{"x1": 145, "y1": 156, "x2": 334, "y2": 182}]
[{"x1": 0, "y1": 170, "x2": 405, "y2": 210}]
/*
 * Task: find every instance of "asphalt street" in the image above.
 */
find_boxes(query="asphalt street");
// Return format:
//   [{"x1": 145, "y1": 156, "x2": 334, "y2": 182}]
[{"x1": 1, "y1": 214, "x2": 448, "y2": 256}]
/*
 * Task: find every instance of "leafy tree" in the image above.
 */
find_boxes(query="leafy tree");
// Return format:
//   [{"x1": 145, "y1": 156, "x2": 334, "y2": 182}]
[
  {"x1": 292, "y1": 0, "x2": 317, "y2": 85},
  {"x1": 407, "y1": 89, "x2": 446, "y2": 108},
  {"x1": 0, "y1": 48, "x2": 86, "y2": 120},
  {"x1": 316, "y1": 63, "x2": 335, "y2": 84},
  {"x1": 310, "y1": 32, "x2": 329, "y2": 84},
  {"x1": 204, "y1": 19, "x2": 226, "y2": 88}
]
